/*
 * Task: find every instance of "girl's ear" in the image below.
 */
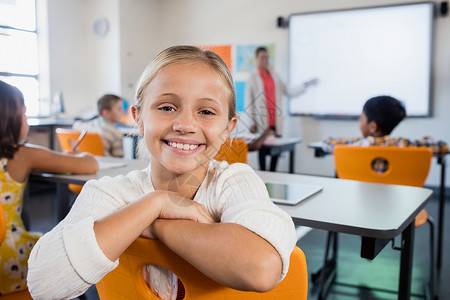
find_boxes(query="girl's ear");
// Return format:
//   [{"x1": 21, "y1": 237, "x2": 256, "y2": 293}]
[
  {"x1": 225, "y1": 117, "x2": 238, "y2": 138},
  {"x1": 131, "y1": 105, "x2": 144, "y2": 135}
]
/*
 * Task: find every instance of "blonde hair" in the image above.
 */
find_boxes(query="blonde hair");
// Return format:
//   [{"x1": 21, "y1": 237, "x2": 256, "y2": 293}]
[{"x1": 135, "y1": 45, "x2": 236, "y2": 121}]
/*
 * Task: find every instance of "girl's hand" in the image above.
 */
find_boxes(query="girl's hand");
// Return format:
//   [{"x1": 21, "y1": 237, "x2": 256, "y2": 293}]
[
  {"x1": 159, "y1": 191, "x2": 215, "y2": 224},
  {"x1": 62, "y1": 148, "x2": 82, "y2": 155},
  {"x1": 141, "y1": 190, "x2": 215, "y2": 239}
]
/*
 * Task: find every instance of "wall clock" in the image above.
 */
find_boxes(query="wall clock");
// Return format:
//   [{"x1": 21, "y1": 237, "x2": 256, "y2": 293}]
[{"x1": 93, "y1": 17, "x2": 109, "y2": 37}]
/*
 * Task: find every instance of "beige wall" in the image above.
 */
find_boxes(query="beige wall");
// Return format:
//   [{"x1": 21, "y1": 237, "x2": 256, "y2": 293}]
[{"x1": 42, "y1": 0, "x2": 450, "y2": 186}]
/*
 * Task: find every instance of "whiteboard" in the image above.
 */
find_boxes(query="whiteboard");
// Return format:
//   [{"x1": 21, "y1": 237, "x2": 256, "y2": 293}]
[{"x1": 288, "y1": 2, "x2": 434, "y2": 118}]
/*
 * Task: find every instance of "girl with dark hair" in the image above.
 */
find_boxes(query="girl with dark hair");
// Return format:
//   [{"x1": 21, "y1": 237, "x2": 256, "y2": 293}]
[{"x1": 0, "y1": 80, "x2": 98, "y2": 296}]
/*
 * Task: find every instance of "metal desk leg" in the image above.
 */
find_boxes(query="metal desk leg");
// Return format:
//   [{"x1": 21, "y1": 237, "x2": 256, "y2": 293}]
[
  {"x1": 311, "y1": 231, "x2": 338, "y2": 300},
  {"x1": 289, "y1": 150, "x2": 295, "y2": 174},
  {"x1": 269, "y1": 154, "x2": 280, "y2": 172},
  {"x1": 398, "y1": 222, "x2": 415, "y2": 300},
  {"x1": 49, "y1": 125, "x2": 55, "y2": 150},
  {"x1": 55, "y1": 183, "x2": 70, "y2": 222},
  {"x1": 437, "y1": 156, "x2": 446, "y2": 273},
  {"x1": 258, "y1": 150, "x2": 266, "y2": 171}
]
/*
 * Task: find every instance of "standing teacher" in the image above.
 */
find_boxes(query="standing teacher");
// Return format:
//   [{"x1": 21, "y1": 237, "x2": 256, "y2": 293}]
[{"x1": 246, "y1": 46, "x2": 318, "y2": 137}]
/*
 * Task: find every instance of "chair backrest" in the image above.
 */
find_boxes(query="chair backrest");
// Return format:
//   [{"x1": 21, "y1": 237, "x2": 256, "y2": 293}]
[
  {"x1": 55, "y1": 128, "x2": 104, "y2": 156},
  {"x1": 334, "y1": 145, "x2": 433, "y2": 187},
  {"x1": 214, "y1": 138, "x2": 248, "y2": 164},
  {"x1": 0, "y1": 200, "x2": 5, "y2": 246},
  {"x1": 96, "y1": 237, "x2": 308, "y2": 300}
]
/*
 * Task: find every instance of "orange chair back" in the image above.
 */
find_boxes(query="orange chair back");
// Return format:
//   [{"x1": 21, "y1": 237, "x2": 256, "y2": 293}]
[
  {"x1": 56, "y1": 128, "x2": 104, "y2": 156},
  {"x1": 0, "y1": 200, "x2": 5, "y2": 246},
  {"x1": 96, "y1": 237, "x2": 308, "y2": 300},
  {"x1": 0, "y1": 290, "x2": 33, "y2": 300},
  {"x1": 56, "y1": 128, "x2": 104, "y2": 193},
  {"x1": 214, "y1": 138, "x2": 248, "y2": 164},
  {"x1": 334, "y1": 146, "x2": 432, "y2": 187}
]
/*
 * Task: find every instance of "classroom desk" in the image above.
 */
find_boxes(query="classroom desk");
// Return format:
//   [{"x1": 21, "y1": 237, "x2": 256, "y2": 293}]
[
  {"x1": 256, "y1": 170, "x2": 433, "y2": 300},
  {"x1": 28, "y1": 117, "x2": 74, "y2": 149},
  {"x1": 30, "y1": 157, "x2": 149, "y2": 221},
  {"x1": 308, "y1": 141, "x2": 448, "y2": 273},
  {"x1": 258, "y1": 137, "x2": 302, "y2": 173}
]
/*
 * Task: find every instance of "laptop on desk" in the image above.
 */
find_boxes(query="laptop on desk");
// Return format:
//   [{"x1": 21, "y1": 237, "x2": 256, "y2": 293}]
[{"x1": 265, "y1": 182, "x2": 322, "y2": 205}]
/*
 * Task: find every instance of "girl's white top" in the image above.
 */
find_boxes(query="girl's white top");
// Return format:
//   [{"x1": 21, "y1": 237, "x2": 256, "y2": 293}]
[{"x1": 27, "y1": 160, "x2": 297, "y2": 299}]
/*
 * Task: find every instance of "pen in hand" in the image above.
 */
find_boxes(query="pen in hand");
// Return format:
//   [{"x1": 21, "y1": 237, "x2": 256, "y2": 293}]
[{"x1": 71, "y1": 129, "x2": 88, "y2": 152}]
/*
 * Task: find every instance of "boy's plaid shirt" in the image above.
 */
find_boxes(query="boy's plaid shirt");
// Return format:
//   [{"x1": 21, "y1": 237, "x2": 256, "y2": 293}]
[{"x1": 323, "y1": 136, "x2": 448, "y2": 157}]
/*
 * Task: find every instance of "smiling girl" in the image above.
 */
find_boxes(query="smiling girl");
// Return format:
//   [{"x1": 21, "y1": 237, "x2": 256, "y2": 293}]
[{"x1": 27, "y1": 46, "x2": 296, "y2": 299}]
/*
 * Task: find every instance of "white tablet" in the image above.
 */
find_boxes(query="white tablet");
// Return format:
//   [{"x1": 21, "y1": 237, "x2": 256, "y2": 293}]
[{"x1": 265, "y1": 182, "x2": 322, "y2": 206}]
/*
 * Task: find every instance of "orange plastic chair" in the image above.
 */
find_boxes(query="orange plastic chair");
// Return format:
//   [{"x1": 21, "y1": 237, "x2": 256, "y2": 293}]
[
  {"x1": 332, "y1": 145, "x2": 435, "y2": 298},
  {"x1": 96, "y1": 237, "x2": 308, "y2": 300},
  {"x1": 0, "y1": 290, "x2": 33, "y2": 300},
  {"x1": 0, "y1": 203, "x2": 33, "y2": 300},
  {"x1": 55, "y1": 128, "x2": 104, "y2": 193},
  {"x1": 214, "y1": 138, "x2": 248, "y2": 164}
]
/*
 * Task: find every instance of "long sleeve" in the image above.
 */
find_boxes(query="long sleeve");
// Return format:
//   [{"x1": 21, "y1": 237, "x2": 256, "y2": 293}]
[
  {"x1": 27, "y1": 169, "x2": 150, "y2": 299},
  {"x1": 199, "y1": 161, "x2": 297, "y2": 280}
]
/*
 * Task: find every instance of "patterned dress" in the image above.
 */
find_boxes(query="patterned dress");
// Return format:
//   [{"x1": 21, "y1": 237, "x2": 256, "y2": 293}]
[{"x1": 0, "y1": 158, "x2": 41, "y2": 295}]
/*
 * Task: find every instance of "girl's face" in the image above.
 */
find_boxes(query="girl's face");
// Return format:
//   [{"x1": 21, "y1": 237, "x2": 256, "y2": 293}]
[
  {"x1": 19, "y1": 104, "x2": 29, "y2": 143},
  {"x1": 137, "y1": 62, "x2": 237, "y2": 177}
]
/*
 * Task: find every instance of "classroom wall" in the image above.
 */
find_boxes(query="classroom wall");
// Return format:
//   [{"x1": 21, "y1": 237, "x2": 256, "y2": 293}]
[
  {"x1": 43, "y1": 0, "x2": 450, "y2": 187},
  {"x1": 45, "y1": 0, "x2": 122, "y2": 116}
]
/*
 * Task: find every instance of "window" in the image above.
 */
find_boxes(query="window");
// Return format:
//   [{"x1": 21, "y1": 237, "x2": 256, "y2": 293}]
[{"x1": 0, "y1": 0, "x2": 40, "y2": 116}]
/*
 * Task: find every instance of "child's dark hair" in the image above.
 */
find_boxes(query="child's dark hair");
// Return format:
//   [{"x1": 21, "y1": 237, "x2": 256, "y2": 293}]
[
  {"x1": 363, "y1": 95, "x2": 406, "y2": 135},
  {"x1": 0, "y1": 80, "x2": 25, "y2": 159},
  {"x1": 255, "y1": 46, "x2": 268, "y2": 57},
  {"x1": 97, "y1": 94, "x2": 121, "y2": 115}
]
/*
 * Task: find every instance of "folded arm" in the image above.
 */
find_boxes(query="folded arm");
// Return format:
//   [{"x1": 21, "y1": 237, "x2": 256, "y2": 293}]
[{"x1": 150, "y1": 219, "x2": 282, "y2": 292}]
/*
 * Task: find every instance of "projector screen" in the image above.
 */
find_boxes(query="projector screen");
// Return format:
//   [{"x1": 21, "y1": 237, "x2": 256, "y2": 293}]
[{"x1": 288, "y1": 2, "x2": 434, "y2": 118}]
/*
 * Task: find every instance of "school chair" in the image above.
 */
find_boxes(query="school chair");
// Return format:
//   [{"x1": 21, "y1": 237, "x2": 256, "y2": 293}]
[
  {"x1": 0, "y1": 290, "x2": 33, "y2": 300},
  {"x1": 317, "y1": 146, "x2": 434, "y2": 299},
  {"x1": 55, "y1": 128, "x2": 104, "y2": 193},
  {"x1": 0, "y1": 203, "x2": 33, "y2": 300},
  {"x1": 214, "y1": 138, "x2": 248, "y2": 164},
  {"x1": 96, "y1": 237, "x2": 308, "y2": 300}
]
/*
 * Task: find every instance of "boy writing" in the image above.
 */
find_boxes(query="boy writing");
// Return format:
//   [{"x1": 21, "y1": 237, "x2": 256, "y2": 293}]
[{"x1": 73, "y1": 94, "x2": 125, "y2": 157}]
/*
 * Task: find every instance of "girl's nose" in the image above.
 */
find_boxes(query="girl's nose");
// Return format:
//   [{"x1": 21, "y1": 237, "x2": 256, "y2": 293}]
[{"x1": 173, "y1": 111, "x2": 197, "y2": 133}]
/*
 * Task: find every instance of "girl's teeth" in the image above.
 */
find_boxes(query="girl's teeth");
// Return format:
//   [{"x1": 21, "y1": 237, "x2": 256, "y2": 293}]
[{"x1": 168, "y1": 141, "x2": 198, "y2": 150}]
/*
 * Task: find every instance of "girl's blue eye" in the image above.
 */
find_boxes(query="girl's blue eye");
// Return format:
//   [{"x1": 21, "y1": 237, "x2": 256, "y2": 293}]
[
  {"x1": 159, "y1": 106, "x2": 176, "y2": 112},
  {"x1": 199, "y1": 110, "x2": 214, "y2": 115}
]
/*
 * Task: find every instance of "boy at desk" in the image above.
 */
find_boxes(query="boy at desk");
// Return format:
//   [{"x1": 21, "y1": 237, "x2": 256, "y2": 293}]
[
  {"x1": 73, "y1": 94, "x2": 125, "y2": 157},
  {"x1": 322, "y1": 95, "x2": 448, "y2": 157}
]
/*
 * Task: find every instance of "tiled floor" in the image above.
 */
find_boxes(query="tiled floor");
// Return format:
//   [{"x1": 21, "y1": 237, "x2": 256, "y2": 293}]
[{"x1": 26, "y1": 181, "x2": 449, "y2": 299}]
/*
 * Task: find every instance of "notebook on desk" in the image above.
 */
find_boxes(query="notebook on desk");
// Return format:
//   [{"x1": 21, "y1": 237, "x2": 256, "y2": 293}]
[
  {"x1": 96, "y1": 158, "x2": 127, "y2": 170},
  {"x1": 265, "y1": 182, "x2": 322, "y2": 206}
]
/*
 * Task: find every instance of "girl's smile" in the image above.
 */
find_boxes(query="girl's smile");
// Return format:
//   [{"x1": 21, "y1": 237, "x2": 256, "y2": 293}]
[{"x1": 163, "y1": 138, "x2": 203, "y2": 154}]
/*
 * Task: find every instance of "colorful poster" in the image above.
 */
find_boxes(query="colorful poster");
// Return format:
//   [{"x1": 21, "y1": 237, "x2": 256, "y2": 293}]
[
  {"x1": 235, "y1": 44, "x2": 275, "y2": 74},
  {"x1": 234, "y1": 81, "x2": 246, "y2": 112},
  {"x1": 199, "y1": 45, "x2": 232, "y2": 70}
]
